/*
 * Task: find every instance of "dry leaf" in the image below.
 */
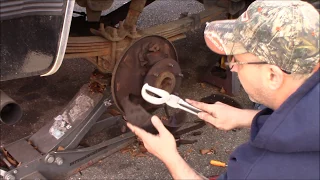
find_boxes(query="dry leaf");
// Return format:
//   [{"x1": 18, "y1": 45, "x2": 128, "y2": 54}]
[
  {"x1": 135, "y1": 153, "x2": 148, "y2": 158},
  {"x1": 200, "y1": 83, "x2": 206, "y2": 88},
  {"x1": 160, "y1": 116, "x2": 168, "y2": 121},
  {"x1": 186, "y1": 149, "x2": 193, "y2": 153},
  {"x1": 57, "y1": 146, "x2": 65, "y2": 151},
  {"x1": 131, "y1": 151, "x2": 139, "y2": 157},
  {"x1": 220, "y1": 87, "x2": 226, "y2": 94},
  {"x1": 200, "y1": 149, "x2": 211, "y2": 155},
  {"x1": 106, "y1": 108, "x2": 121, "y2": 116},
  {"x1": 120, "y1": 145, "x2": 133, "y2": 154},
  {"x1": 200, "y1": 147, "x2": 216, "y2": 155},
  {"x1": 182, "y1": 148, "x2": 194, "y2": 158},
  {"x1": 139, "y1": 145, "x2": 148, "y2": 153},
  {"x1": 120, "y1": 148, "x2": 131, "y2": 154}
]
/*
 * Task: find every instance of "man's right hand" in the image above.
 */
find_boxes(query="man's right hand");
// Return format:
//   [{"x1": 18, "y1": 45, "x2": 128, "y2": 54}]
[{"x1": 186, "y1": 99, "x2": 259, "y2": 130}]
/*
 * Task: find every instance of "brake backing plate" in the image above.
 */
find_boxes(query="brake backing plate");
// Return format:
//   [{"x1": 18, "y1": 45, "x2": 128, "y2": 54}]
[{"x1": 111, "y1": 35, "x2": 184, "y2": 132}]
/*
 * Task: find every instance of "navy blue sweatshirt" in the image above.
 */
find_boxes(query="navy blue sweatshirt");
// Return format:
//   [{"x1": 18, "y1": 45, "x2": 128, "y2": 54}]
[{"x1": 220, "y1": 70, "x2": 320, "y2": 179}]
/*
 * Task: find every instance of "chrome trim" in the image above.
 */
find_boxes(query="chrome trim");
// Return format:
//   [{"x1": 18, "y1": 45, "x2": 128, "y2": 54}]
[
  {"x1": 41, "y1": 0, "x2": 75, "y2": 76},
  {"x1": 0, "y1": 0, "x2": 64, "y2": 20}
]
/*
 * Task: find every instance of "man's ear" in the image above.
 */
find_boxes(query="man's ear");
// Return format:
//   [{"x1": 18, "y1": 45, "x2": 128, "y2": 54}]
[{"x1": 266, "y1": 65, "x2": 284, "y2": 90}]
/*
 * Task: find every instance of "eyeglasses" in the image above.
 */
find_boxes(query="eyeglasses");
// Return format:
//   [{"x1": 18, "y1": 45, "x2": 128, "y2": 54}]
[
  {"x1": 225, "y1": 58, "x2": 291, "y2": 74},
  {"x1": 225, "y1": 61, "x2": 268, "y2": 70}
]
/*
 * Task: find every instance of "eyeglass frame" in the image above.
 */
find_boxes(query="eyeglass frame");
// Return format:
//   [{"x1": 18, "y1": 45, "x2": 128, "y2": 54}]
[
  {"x1": 223, "y1": 41, "x2": 291, "y2": 74},
  {"x1": 225, "y1": 59, "x2": 291, "y2": 74},
  {"x1": 225, "y1": 61, "x2": 267, "y2": 69}
]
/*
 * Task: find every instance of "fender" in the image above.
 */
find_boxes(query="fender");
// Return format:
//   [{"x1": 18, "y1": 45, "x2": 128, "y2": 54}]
[{"x1": 0, "y1": 0, "x2": 75, "y2": 81}]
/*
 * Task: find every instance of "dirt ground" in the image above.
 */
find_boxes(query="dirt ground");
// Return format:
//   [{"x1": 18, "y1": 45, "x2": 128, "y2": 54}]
[{"x1": 0, "y1": 1, "x2": 254, "y2": 179}]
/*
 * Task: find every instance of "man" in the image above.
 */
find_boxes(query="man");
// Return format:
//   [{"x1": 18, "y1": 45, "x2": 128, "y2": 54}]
[{"x1": 127, "y1": 0, "x2": 320, "y2": 179}]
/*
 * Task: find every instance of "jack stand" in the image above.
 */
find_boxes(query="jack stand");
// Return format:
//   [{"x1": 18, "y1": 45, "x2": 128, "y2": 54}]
[{"x1": 0, "y1": 84, "x2": 135, "y2": 180}]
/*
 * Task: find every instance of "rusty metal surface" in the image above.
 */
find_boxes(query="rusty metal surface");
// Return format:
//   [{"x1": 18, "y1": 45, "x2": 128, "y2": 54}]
[
  {"x1": 110, "y1": 35, "x2": 185, "y2": 131},
  {"x1": 76, "y1": 0, "x2": 87, "y2": 7},
  {"x1": 90, "y1": 22, "x2": 140, "y2": 42},
  {"x1": 86, "y1": 7, "x2": 102, "y2": 22},
  {"x1": 111, "y1": 35, "x2": 178, "y2": 113},
  {"x1": 76, "y1": 0, "x2": 114, "y2": 11},
  {"x1": 141, "y1": 6, "x2": 226, "y2": 38},
  {"x1": 124, "y1": 0, "x2": 147, "y2": 28},
  {"x1": 89, "y1": 70, "x2": 112, "y2": 93},
  {"x1": 75, "y1": 0, "x2": 115, "y2": 22},
  {"x1": 144, "y1": 58, "x2": 181, "y2": 93},
  {"x1": 65, "y1": 5, "x2": 226, "y2": 60},
  {"x1": 120, "y1": 96, "x2": 153, "y2": 130},
  {"x1": 87, "y1": 0, "x2": 114, "y2": 11},
  {"x1": 121, "y1": 95, "x2": 187, "y2": 133},
  {"x1": 65, "y1": 36, "x2": 111, "y2": 59}
]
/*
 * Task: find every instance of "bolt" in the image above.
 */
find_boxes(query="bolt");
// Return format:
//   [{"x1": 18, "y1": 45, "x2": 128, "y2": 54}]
[
  {"x1": 55, "y1": 157, "x2": 63, "y2": 166},
  {"x1": 168, "y1": 63, "x2": 174, "y2": 67},
  {"x1": 178, "y1": 73, "x2": 184, "y2": 77},
  {"x1": 45, "y1": 155, "x2": 55, "y2": 164},
  {"x1": 13, "y1": 170, "x2": 17, "y2": 174},
  {"x1": 47, "y1": 156, "x2": 55, "y2": 163},
  {"x1": 153, "y1": 73, "x2": 159, "y2": 77},
  {"x1": 104, "y1": 99, "x2": 112, "y2": 107},
  {"x1": 4, "y1": 173, "x2": 15, "y2": 180}
]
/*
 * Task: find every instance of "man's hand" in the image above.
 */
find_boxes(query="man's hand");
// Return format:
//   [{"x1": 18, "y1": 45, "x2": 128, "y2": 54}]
[
  {"x1": 127, "y1": 116, "x2": 204, "y2": 180},
  {"x1": 186, "y1": 99, "x2": 259, "y2": 130},
  {"x1": 127, "y1": 116, "x2": 179, "y2": 164}
]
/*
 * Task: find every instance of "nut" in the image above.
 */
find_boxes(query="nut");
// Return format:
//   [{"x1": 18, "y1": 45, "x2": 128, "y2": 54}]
[
  {"x1": 55, "y1": 157, "x2": 63, "y2": 166},
  {"x1": 45, "y1": 155, "x2": 55, "y2": 164},
  {"x1": 4, "y1": 173, "x2": 15, "y2": 180}
]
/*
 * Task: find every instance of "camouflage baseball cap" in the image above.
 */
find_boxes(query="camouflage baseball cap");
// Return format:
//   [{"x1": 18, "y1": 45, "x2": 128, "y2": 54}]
[{"x1": 204, "y1": 0, "x2": 319, "y2": 74}]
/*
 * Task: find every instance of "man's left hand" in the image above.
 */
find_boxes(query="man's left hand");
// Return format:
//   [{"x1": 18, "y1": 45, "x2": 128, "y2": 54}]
[{"x1": 127, "y1": 116, "x2": 179, "y2": 164}]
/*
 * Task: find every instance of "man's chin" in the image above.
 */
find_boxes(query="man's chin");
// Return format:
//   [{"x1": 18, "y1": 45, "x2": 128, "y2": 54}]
[{"x1": 249, "y1": 96, "x2": 258, "y2": 103}]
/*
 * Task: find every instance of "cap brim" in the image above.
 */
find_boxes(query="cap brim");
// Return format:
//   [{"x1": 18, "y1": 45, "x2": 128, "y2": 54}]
[{"x1": 204, "y1": 20, "x2": 247, "y2": 55}]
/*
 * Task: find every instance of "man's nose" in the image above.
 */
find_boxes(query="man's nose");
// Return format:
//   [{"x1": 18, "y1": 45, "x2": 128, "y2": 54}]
[
  {"x1": 229, "y1": 56, "x2": 238, "y2": 72},
  {"x1": 230, "y1": 66, "x2": 238, "y2": 72}
]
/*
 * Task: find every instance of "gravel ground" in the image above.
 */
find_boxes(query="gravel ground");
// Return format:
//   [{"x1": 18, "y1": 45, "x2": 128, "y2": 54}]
[{"x1": 1, "y1": 1, "x2": 253, "y2": 179}]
